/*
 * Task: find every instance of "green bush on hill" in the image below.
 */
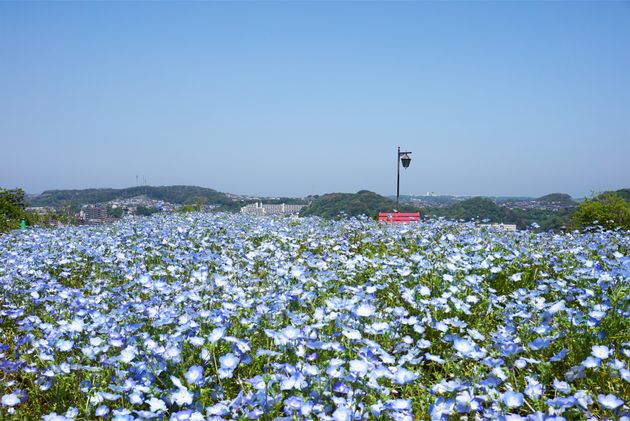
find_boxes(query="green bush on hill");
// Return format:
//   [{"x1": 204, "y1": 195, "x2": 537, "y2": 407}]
[
  {"x1": 572, "y1": 192, "x2": 630, "y2": 231},
  {"x1": 0, "y1": 188, "x2": 27, "y2": 232}
]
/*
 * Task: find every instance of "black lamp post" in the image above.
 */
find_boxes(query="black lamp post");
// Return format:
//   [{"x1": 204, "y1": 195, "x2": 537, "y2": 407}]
[{"x1": 396, "y1": 146, "x2": 412, "y2": 210}]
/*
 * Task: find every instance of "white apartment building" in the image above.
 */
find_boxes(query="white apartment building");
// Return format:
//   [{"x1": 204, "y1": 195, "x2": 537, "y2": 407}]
[{"x1": 241, "y1": 202, "x2": 305, "y2": 216}]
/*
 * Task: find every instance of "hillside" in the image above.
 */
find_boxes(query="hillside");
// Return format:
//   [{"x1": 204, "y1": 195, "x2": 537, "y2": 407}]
[
  {"x1": 300, "y1": 190, "x2": 419, "y2": 219},
  {"x1": 428, "y1": 197, "x2": 515, "y2": 222},
  {"x1": 535, "y1": 193, "x2": 575, "y2": 205},
  {"x1": 28, "y1": 185, "x2": 236, "y2": 207},
  {"x1": 604, "y1": 188, "x2": 630, "y2": 202},
  {"x1": 424, "y1": 197, "x2": 573, "y2": 231}
]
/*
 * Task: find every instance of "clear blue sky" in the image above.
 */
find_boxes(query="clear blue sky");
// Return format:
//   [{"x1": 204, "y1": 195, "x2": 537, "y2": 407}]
[{"x1": 1, "y1": 1, "x2": 628, "y2": 198}]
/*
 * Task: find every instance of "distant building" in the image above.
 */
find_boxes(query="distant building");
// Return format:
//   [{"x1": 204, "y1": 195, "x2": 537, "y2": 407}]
[
  {"x1": 480, "y1": 223, "x2": 517, "y2": 232},
  {"x1": 25, "y1": 206, "x2": 55, "y2": 215},
  {"x1": 241, "y1": 202, "x2": 305, "y2": 216},
  {"x1": 81, "y1": 205, "x2": 107, "y2": 221}
]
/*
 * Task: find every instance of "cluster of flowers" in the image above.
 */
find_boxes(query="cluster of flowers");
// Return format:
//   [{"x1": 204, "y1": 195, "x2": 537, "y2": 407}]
[{"x1": 0, "y1": 213, "x2": 628, "y2": 420}]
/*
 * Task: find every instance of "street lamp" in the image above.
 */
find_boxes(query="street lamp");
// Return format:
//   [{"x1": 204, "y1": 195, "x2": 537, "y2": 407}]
[{"x1": 396, "y1": 146, "x2": 412, "y2": 210}]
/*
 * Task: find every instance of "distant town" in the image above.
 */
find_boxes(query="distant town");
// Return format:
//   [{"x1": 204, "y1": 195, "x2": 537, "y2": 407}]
[{"x1": 26, "y1": 194, "x2": 305, "y2": 225}]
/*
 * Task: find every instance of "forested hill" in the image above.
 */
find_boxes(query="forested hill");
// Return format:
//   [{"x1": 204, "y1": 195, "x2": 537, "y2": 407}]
[
  {"x1": 425, "y1": 197, "x2": 573, "y2": 231},
  {"x1": 28, "y1": 185, "x2": 236, "y2": 207},
  {"x1": 606, "y1": 188, "x2": 630, "y2": 201},
  {"x1": 535, "y1": 193, "x2": 575, "y2": 205},
  {"x1": 300, "y1": 190, "x2": 419, "y2": 219}
]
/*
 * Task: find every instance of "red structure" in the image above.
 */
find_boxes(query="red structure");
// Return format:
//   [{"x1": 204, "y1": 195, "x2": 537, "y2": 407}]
[{"x1": 378, "y1": 212, "x2": 421, "y2": 224}]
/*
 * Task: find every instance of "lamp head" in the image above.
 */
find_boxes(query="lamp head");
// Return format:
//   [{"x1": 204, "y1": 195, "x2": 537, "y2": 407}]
[{"x1": 401, "y1": 153, "x2": 411, "y2": 169}]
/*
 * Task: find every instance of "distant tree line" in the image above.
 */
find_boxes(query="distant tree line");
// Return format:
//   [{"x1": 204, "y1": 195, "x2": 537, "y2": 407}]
[
  {"x1": 5, "y1": 185, "x2": 629, "y2": 233},
  {"x1": 424, "y1": 190, "x2": 630, "y2": 232},
  {"x1": 300, "y1": 190, "x2": 419, "y2": 219},
  {"x1": 28, "y1": 185, "x2": 309, "y2": 213}
]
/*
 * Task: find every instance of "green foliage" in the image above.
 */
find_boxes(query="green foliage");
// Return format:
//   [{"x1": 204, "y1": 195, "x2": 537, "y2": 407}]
[
  {"x1": 427, "y1": 197, "x2": 516, "y2": 224},
  {"x1": 300, "y1": 190, "x2": 419, "y2": 219},
  {"x1": 28, "y1": 185, "x2": 236, "y2": 207},
  {"x1": 178, "y1": 204, "x2": 198, "y2": 213},
  {"x1": 0, "y1": 187, "x2": 27, "y2": 233},
  {"x1": 135, "y1": 206, "x2": 159, "y2": 216},
  {"x1": 535, "y1": 193, "x2": 575, "y2": 205},
  {"x1": 425, "y1": 197, "x2": 573, "y2": 231},
  {"x1": 572, "y1": 192, "x2": 630, "y2": 231},
  {"x1": 107, "y1": 207, "x2": 124, "y2": 218},
  {"x1": 610, "y1": 188, "x2": 630, "y2": 202}
]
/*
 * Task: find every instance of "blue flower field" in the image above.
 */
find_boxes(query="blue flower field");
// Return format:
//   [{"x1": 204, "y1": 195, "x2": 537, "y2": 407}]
[{"x1": 1, "y1": 214, "x2": 629, "y2": 420}]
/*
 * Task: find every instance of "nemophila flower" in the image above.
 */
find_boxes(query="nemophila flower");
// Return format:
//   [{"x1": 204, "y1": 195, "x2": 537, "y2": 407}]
[
  {"x1": 281, "y1": 372, "x2": 307, "y2": 390},
  {"x1": 455, "y1": 390, "x2": 480, "y2": 413},
  {"x1": 386, "y1": 399, "x2": 412, "y2": 411},
  {"x1": 591, "y1": 345, "x2": 611, "y2": 360},
  {"x1": 525, "y1": 376, "x2": 544, "y2": 400},
  {"x1": 188, "y1": 336, "x2": 205, "y2": 347},
  {"x1": 64, "y1": 407, "x2": 78, "y2": 418},
  {"x1": 425, "y1": 353, "x2": 446, "y2": 364},
  {"x1": 164, "y1": 344, "x2": 182, "y2": 361},
  {"x1": 332, "y1": 406, "x2": 353, "y2": 421},
  {"x1": 582, "y1": 356, "x2": 600, "y2": 368},
  {"x1": 355, "y1": 303, "x2": 376, "y2": 317},
  {"x1": 549, "y1": 349, "x2": 569, "y2": 362},
  {"x1": 172, "y1": 387, "x2": 193, "y2": 406},
  {"x1": 528, "y1": 338, "x2": 550, "y2": 351},
  {"x1": 185, "y1": 365, "x2": 204, "y2": 386},
  {"x1": 206, "y1": 402, "x2": 229, "y2": 416},
  {"x1": 502, "y1": 391, "x2": 524, "y2": 408},
  {"x1": 1, "y1": 393, "x2": 20, "y2": 406},
  {"x1": 453, "y1": 337, "x2": 476, "y2": 358},
  {"x1": 573, "y1": 390, "x2": 593, "y2": 409},
  {"x1": 547, "y1": 396, "x2": 576, "y2": 411},
  {"x1": 392, "y1": 367, "x2": 418, "y2": 385},
  {"x1": 128, "y1": 392, "x2": 143, "y2": 405},
  {"x1": 118, "y1": 345, "x2": 137, "y2": 363},
  {"x1": 349, "y1": 359, "x2": 370, "y2": 377},
  {"x1": 281, "y1": 326, "x2": 301, "y2": 341},
  {"x1": 218, "y1": 352, "x2": 239, "y2": 378},
  {"x1": 598, "y1": 394, "x2": 624, "y2": 410},
  {"x1": 553, "y1": 379, "x2": 571, "y2": 394},
  {"x1": 94, "y1": 405, "x2": 109, "y2": 417},
  {"x1": 565, "y1": 365, "x2": 586, "y2": 382},
  {"x1": 284, "y1": 395, "x2": 305, "y2": 413},
  {"x1": 42, "y1": 413, "x2": 70, "y2": 421},
  {"x1": 147, "y1": 397, "x2": 167, "y2": 412},
  {"x1": 430, "y1": 396, "x2": 454, "y2": 420},
  {"x1": 57, "y1": 339, "x2": 74, "y2": 352},
  {"x1": 111, "y1": 409, "x2": 134, "y2": 421}
]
